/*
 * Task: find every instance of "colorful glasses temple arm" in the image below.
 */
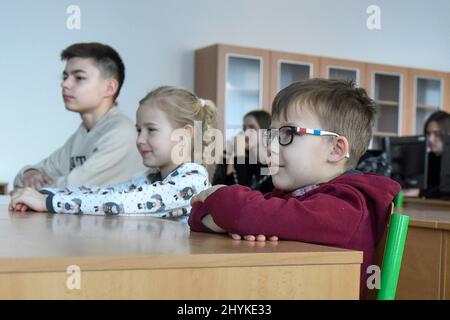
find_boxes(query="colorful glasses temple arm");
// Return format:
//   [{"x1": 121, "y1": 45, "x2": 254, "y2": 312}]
[
  {"x1": 296, "y1": 127, "x2": 339, "y2": 137},
  {"x1": 296, "y1": 127, "x2": 349, "y2": 158}
]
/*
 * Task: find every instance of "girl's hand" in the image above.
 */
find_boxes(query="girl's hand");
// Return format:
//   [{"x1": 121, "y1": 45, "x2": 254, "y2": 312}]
[
  {"x1": 9, "y1": 188, "x2": 48, "y2": 212},
  {"x1": 229, "y1": 234, "x2": 279, "y2": 242}
]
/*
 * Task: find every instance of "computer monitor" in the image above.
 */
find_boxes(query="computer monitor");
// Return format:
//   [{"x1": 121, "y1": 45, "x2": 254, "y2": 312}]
[
  {"x1": 384, "y1": 135, "x2": 428, "y2": 189},
  {"x1": 440, "y1": 135, "x2": 450, "y2": 195}
]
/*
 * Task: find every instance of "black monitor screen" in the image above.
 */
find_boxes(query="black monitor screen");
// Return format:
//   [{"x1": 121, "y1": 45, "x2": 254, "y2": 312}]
[
  {"x1": 385, "y1": 135, "x2": 428, "y2": 189},
  {"x1": 440, "y1": 135, "x2": 450, "y2": 194}
]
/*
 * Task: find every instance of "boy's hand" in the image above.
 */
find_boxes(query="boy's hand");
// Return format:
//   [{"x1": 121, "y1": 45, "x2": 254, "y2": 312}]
[
  {"x1": 201, "y1": 214, "x2": 225, "y2": 233},
  {"x1": 229, "y1": 234, "x2": 279, "y2": 242},
  {"x1": 23, "y1": 169, "x2": 54, "y2": 190},
  {"x1": 9, "y1": 188, "x2": 48, "y2": 212},
  {"x1": 190, "y1": 185, "x2": 226, "y2": 205}
]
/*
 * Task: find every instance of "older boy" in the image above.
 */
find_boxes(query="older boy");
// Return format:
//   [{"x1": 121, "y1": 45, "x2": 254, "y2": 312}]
[
  {"x1": 14, "y1": 43, "x2": 146, "y2": 190},
  {"x1": 189, "y1": 79, "x2": 400, "y2": 298}
]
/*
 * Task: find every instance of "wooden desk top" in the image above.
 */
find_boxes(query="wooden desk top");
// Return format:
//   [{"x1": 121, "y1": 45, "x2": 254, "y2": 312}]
[
  {"x1": 0, "y1": 204, "x2": 362, "y2": 274},
  {"x1": 397, "y1": 198, "x2": 450, "y2": 231}
]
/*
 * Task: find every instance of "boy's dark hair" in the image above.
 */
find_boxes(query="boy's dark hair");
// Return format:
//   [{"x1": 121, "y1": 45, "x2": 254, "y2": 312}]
[
  {"x1": 423, "y1": 110, "x2": 450, "y2": 136},
  {"x1": 61, "y1": 42, "x2": 125, "y2": 101},
  {"x1": 244, "y1": 110, "x2": 272, "y2": 130},
  {"x1": 272, "y1": 79, "x2": 377, "y2": 168}
]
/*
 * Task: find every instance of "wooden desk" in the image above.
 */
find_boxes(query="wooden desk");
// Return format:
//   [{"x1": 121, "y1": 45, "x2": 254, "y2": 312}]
[
  {"x1": 0, "y1": 204, "x2": 362, "y2": 299},
  {"x1": 396, "y1": 198, "x2": 450, "y2": 299}
]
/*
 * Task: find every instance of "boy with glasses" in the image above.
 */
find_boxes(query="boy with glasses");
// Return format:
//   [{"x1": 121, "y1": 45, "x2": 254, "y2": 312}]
[{"x1": 189, "y1": 79, "x2": 401, "y2": 298}]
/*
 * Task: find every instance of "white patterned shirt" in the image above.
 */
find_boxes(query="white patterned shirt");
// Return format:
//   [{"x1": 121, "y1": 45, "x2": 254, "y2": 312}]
[{"x1": 40, "y1": 162, "x2": 210, "y2": 223}]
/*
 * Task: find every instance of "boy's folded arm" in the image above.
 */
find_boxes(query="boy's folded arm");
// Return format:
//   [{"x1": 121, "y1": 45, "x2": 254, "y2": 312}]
[
  {"x1": 201, "y1": 214, "x2": 226, "y2": 233},
  {"x1": 189, "y1": 202, "x2": 226, "y2": 234},
  {"x1": 190, "y1": 184, "x2": 364, "y2": 246}
]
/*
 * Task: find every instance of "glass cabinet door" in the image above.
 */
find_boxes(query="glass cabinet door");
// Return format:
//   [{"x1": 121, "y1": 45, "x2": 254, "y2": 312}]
[
  {"x1": 278, "y1": 61, "x2": 312, "y2": 91},
  {"x1": 414, "y1": 77, "x2": 442, "y2": 134},
  {"x1": 328, "y1": 66, "x2": 359, "y2": 84},
  {"x1": 370, "y1": 73, "x2": 403, "y2": 149},
  {"x1": 225, "y1": 55, "x2": 263, "y2": 139},
  {"x1": 320, "y1": 58, "x2": 366, "y2": 88}
]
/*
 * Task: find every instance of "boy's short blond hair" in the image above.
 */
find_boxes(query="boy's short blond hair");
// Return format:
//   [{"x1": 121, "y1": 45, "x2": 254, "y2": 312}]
[{"x1": 272, "y1": 79, "x2": 377, "y2": 168}]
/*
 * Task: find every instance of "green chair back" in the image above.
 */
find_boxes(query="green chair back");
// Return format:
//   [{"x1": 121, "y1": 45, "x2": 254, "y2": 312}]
[{"x1": 377, "y1": 213, "x2": 410, "y2": 300}]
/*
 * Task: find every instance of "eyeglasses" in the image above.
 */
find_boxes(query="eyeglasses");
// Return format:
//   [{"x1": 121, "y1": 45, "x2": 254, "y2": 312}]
[{"x1": 262, "y1": 126, "x2": 340, "y2": 147}]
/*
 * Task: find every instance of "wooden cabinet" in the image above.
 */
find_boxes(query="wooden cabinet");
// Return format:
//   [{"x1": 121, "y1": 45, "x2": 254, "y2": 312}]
[
  {"x1": 195, "y1": 44, "x2": 450, "y2": 142},
  {"x1": 320, "y1": 57, "x2": 366, "y2": 88},
  {"x1": 195, "y1": 44, "x2": 271, "y2": 139},
  {"x1": 408, "y1": 69, "x2": 447, "y2": 134},
  {"x1": 195, "y1": 45, "x2": 321, "y2": 138},
  {"x1": 270, "y1": 51, "x2": 320, "y2": 102},
  {"x1": 366, "y1": 64, "x2": 410, "y2": 148}
]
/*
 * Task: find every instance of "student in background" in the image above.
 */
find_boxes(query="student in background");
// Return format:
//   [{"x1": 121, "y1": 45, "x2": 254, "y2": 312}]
[
  {"x1": 421, "y1": 110, "x2": 450, "y2": 198},
  {"x1": 189, "y1": 79, "x2": 400, "y2": 298},
  {"x1": 212, "y1": 110, "x2": 274, "y2": 193},
  {"x1": 10, "y1": 86, "x2": 216, "y2": 222},
  {"x1": 14, "y1": 42, "x2": 146, "y2": 190}
]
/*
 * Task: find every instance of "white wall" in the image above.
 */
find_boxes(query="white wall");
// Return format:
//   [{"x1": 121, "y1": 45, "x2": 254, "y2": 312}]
[{"x1": 1, "y1": 0, "x2": 450, "y2": 191}]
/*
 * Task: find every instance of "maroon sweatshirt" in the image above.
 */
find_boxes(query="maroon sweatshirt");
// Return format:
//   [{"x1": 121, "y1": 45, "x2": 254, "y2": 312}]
[{"x1": 188, "y1": 171, "x2": 401, "y2": 298}]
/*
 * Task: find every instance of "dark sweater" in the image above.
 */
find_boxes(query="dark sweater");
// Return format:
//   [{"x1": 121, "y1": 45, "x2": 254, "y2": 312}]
[
  {"x1": 189, "y1": 172, "x2": 401, "y2": 298},
  {"x1": 212, "y1": 155, "x2": 274, "y2": 193}
]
